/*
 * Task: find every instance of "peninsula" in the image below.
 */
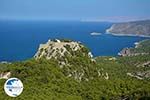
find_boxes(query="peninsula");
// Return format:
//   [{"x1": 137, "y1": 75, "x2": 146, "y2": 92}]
[{"x1": 107, "y1": 20, "x2": 150, "y2": 37}]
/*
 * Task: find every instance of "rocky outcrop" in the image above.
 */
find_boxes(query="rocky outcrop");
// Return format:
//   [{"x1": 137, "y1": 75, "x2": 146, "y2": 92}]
[
  {"x1": 118, "y1": 48, "x2": 148, "y2": 57},
  {"x1": 0, "y1": 72, "x2": 11, "y2": 79},
  {"x1": 34, "y1": 39, "x2": 93, "y2": 60},
  {"x1": 118, "y1": 39, "x2": 150, "y2": 56},
  {"x1": 127, "y1": 71, "x2": 150, "y2": 80},
  {"x1": 136, "y1": 61, "x2": 150, "y2": 68},
  {"x1": 118, "y1": 48, "x2": 132, "y2": 56},
  {"x1": 131, "y1": 61, "x2": 150, "y2": 79},
  {"x1": 107, "y1": 20, "x2": 150, "y2": 37}
]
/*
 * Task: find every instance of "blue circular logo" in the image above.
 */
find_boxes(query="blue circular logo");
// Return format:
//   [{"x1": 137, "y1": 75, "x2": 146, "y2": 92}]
[{"x1": 4, "y1": 78, "x2": 23, "y2": 97}]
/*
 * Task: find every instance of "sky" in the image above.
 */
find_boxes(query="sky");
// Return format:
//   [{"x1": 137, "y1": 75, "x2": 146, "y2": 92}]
[{"x1": 0, "y1": 0, "x2": 150, "y2": 22}]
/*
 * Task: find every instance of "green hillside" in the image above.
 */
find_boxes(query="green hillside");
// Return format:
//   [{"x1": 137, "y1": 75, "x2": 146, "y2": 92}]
[{"x1": 0, "y1": 39, "x2": 150, "y2": 100}]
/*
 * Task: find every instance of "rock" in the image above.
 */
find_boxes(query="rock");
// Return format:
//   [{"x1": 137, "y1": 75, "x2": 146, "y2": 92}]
[
  {"x1": 127, "y1": 70, "x2": 150, "y2": 80},
  {"x1": 118, "y1": 39, "x2": 150, "y2": 56},
  {"x1": 127, "y1": 73, "x2": 143, "y2": 80},
  {"x1": 35, "y1": 39, "x2": 89, "y2": 59},
  {"x1": 118, "y1": 48, "x2": 132, "y2": 56},
  {"x1": 108, "y1": 57, "x2": 117, "y2": 61},
  {"x1": 137, "y1": 61, "x2": 150, "y2": 68},
  {"x1": 0, "y1": 72, "x2": 11, "y2": 79},
  {"x1": 104, "y1": 72, "x2": 109, "y2": 80}
]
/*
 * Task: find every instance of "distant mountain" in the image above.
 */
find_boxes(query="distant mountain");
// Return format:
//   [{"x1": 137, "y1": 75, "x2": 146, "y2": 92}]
[{"x1": 107, "y1": 20, "x2": 150, "y2": 37}]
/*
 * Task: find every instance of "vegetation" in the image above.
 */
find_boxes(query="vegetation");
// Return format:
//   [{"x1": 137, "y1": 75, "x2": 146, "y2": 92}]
[
  {"x1": 107, "y1": 20, "x2": 150, "y2": 36},
  {"x1": 131, "y1": 39, "x2": 150, "y2": 54},
  {"x1": 0, "y1": 39, "x2": 150, "y2": 100}
]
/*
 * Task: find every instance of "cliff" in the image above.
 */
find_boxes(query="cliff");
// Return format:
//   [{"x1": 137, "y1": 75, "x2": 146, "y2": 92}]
[{"x1": 118, "y1": 39, "x2": 150, "y2": 56}]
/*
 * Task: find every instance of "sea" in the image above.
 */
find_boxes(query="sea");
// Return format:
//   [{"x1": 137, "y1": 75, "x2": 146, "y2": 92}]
[{"x1": 0, "y1": 20, "x2": 149, "y2": 61}]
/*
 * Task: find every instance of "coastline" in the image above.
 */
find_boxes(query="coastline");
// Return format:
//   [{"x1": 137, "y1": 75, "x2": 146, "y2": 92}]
[{"x1": 106, "y1": 32, "x2": 150, "y2": 38}]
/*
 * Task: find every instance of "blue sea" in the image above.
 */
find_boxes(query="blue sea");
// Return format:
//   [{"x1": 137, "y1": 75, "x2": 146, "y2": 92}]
[{"x1": 0, "y1": 20, "x2": 149, "y2": 61}]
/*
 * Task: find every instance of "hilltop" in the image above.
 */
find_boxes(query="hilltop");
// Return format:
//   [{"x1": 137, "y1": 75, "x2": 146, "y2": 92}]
[
  {"x1": 33, "y1": 39, "x2": 105, "y2": 82},
  {"x1": 34, "y1": 39, "x2": 93, "y2": 64}
]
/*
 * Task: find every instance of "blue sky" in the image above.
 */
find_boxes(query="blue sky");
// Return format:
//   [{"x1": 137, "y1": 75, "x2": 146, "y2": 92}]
[{"x1": 0, "y1": 0, "x2": 150, "y2": 22}]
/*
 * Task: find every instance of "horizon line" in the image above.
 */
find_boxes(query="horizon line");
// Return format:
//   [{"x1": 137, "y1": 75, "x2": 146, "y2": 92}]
[{"x1": 0, "y1": 18, "x2": 150, "y2": 23}]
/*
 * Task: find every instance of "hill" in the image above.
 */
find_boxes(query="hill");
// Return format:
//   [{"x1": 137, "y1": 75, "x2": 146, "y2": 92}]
[
  {"x1": 107, "y1": 20, "x2": 150, "y2": 37},
  {"x1": 0, "y1": 39, "x2": 150, "y2": 100}
]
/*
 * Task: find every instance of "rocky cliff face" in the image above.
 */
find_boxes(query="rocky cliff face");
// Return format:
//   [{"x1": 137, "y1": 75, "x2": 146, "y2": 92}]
[
  {"x1": 118, "y1": 39, "x2": 150, "y2": 56},
  {"x1": 107, "y1": 20, "x2": 150, "y2": 37}
]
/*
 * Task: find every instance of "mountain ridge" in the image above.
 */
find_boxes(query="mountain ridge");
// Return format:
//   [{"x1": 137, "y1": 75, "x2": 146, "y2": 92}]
[{"x1": 106, "y1": 20, "x2": 150, "y2": 37}]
